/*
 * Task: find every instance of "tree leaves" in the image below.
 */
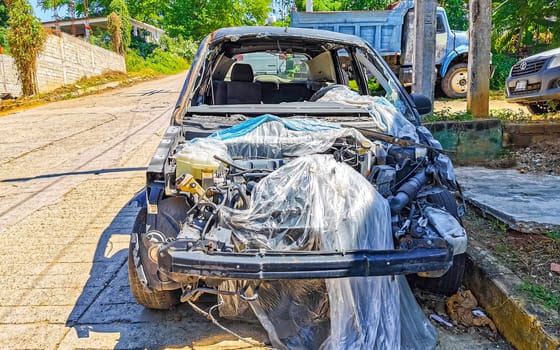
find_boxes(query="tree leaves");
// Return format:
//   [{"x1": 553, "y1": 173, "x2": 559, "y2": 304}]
[
  {"x1": 492, "y1": 0, "x2": 560, "y2": 55},
  {"x1": 6, "y1": 0, "x2": 46, "y2": 95}
]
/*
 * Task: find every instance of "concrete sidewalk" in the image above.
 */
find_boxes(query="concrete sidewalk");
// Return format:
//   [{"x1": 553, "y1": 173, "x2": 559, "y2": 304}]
[
  {"x1": 456, "y1": 167, "x2": 560, "y2": 233},
  {"x1": 455, "y1": 166, "x2": 560, "y2": 350}
]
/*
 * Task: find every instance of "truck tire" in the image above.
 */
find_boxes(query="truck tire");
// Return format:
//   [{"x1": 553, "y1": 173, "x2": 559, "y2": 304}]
[
  {"x1": 408, "y1": 189, "x2": 466, "y2": 295},
  {"x1": 441, "y1": 63, "x2": 468, "y2": 99},
  {"x1": 128, "y1": 208, "x2": 180, "y2": 310}
]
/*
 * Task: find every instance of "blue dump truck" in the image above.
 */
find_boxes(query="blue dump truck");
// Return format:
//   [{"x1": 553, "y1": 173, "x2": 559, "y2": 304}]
[{"x1": 290, "y1": 0, "x2": 469, "y2": 98}]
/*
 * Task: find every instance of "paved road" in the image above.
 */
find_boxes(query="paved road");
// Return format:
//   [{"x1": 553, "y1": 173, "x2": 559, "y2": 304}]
[{"x1": 0, "y1": 75, "x2": 510, "y2": 349}]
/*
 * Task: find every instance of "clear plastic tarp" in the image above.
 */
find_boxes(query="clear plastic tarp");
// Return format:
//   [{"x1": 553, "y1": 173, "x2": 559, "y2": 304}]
[
  {"x1": 180, "y1": 115, "x2": 437, "y2": 349},
  {"x1": 181, "y1": 114, "x2": 374, "y2": 163},
  {"x1": 315, "y1": 85, "x2": 419, "y2": 141}
]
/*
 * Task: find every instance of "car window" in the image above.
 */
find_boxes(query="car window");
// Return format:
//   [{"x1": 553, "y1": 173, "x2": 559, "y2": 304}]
[
  {"x1": 353, "y1": 48, "x2": 416, "y2": 122},
  {"x1": 232, "y1": 52, "x2": 309, "y2": 81},
  {"x1": 436, "y1": 14, "x2": 446, "y2": 34}
]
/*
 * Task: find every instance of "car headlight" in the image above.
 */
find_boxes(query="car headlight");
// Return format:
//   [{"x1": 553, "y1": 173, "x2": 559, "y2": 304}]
[{"x1": 548, "y1": 55, "x2": 560, "y2": 69}]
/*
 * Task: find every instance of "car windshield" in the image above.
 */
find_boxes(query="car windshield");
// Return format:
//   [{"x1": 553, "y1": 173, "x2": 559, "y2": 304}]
[
  {"x1": 186, "y1": 32, "x2": 419, "y2": 126},
  {"x1": 232, "y1": 52, "x2": 309, "y2": 81}
]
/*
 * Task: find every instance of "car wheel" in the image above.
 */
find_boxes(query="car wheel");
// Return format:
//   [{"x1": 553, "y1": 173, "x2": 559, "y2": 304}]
[
  {"x1": 441, "y1": 63, "x2": 468, "y2": 99},
  {"x1": 128, "y1": 208, "x2": 180, "y2": 310},
  {"x1": 408, "y1": 190, "x2": 466, "y2": 295},
  {"x1": 527, "y1": 101, "x2": 560, "y2": 115}
]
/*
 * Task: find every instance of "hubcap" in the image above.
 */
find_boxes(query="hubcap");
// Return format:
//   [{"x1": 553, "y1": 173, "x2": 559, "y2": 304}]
[{"x1": 451, "y1": 69, "x2": 468, "y2": 94}]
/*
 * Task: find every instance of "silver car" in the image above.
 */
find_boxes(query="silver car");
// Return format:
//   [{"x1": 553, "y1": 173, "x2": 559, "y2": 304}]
[{"x1": 505, "y1": 48, "x2": 560, "y2": 114}]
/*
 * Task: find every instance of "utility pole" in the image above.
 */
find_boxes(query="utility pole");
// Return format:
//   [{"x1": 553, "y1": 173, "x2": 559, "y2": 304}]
[
  {"x1": 467, "y1": 0, "x2": 492, "y2": 117},
  {"x1": 306, "y1": 0, "x2": 313, "y2": 12},
  {"x1": 412, "y1": 0, "x2": 437, "y2": 105}
]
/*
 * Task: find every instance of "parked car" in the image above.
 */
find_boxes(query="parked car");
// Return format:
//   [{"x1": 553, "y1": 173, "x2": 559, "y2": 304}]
[
  {"x1": 505, "y1": 48, "x2": 560, "y2": 114},
  {"x1": 128, "y1": 26, "x2": 466, "y2": 348}
]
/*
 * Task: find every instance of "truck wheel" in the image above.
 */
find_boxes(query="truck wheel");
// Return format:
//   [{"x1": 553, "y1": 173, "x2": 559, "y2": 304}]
[
  {"x1": 128, "y1": 208, "x2": 180, "y2": 310},
  {"x1": 408, "y1": 190, "x2": 466, "y2": 295},
  {"x1": 527, "y1": 101, "x2": 560, "y2": 115},
  {"x1": 441, "y1": 63, "x2": 468, "y2": 99}
]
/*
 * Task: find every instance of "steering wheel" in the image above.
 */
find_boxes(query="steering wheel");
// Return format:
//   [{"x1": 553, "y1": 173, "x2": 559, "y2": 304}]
[{"x1": 308, "y1": 84, "x2": 348, "y2": 102}]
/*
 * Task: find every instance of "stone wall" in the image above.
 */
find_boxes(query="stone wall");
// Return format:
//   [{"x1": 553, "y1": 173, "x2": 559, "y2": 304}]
[
  {"x1": 502, "y1": 122, "x2": 560, "y2": 147},
  {"x1": 0, "y1": 32, "x2": 125, "y2": 97}
]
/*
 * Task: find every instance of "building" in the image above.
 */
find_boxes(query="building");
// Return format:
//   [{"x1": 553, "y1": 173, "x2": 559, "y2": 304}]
[{"x1": 42, "y1": 17, "x2": 165, "y2": 43}]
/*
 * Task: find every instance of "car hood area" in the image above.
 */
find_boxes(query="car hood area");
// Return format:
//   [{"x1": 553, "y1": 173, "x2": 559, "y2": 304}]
[{"x1": 523, "y1": 47, "x2": 560, "y2": 61}]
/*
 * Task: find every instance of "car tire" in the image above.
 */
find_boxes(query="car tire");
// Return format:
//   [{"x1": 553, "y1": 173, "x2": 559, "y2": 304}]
[
  {"x1": 128, "y1": 208, "x2": 180, "y2": 310},
  {"x1": 408, "y1": 189, "x2": 466, "y2": 295},
  {"x1": 441, "y1": 63, "x2": 468, "y2": 99},
  {"x1": 527, "y1": 101, "x2": 560, "y2": 115}
]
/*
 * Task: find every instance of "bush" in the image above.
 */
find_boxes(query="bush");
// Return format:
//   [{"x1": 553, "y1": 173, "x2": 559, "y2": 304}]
[
  {"x1": 490, "y1": 52, "x2": 518, "y2": 91},
  {"x1": 146, "y1": 48, "x2": 189, "y2": 74},
  {"x1": 158, "y1": 35, "x2": 198, "y2": 63},
  {"x1": 0, "y1": 27, "x2": 9, "y2": 53},
  {"x1": 130, "y1": 35, "x2": 157, "y2": 58},
  {"x1": 126, "y1": 48, "x2": 188, "y2": 75}
]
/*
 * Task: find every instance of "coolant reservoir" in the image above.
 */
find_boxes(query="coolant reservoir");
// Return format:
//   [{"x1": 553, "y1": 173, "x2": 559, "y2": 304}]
[{"x1": 175, "y1": 148, "x2": 220, "y2": 180}]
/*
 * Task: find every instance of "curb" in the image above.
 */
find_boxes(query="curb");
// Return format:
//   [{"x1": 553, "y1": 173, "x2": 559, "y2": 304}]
[{"x1": 465, "y1": 240, "x2": 560, "y2": 350}]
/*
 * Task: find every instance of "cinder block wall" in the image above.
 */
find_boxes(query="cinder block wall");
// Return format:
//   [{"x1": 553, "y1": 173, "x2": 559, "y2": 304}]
[{"x1": 0, "y1": 32, "x2": 125, "y2": 97}]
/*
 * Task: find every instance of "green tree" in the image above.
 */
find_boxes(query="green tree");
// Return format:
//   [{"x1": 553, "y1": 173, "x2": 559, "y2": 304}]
[
  {"x1": 107, "y1": 0, "x2": 130, "y2": 55},
  {"x1": 492, "y1": 0, "x2": 560, "y2": 55},
  {"x1": 293, "y1": 0, "x2": 392, "y2": 11},
  {"x1": 37, "y1": 0, "x2": 68, "y2": 22},
  {"x1": 163, "y1": 0, "x2": 270, "y2": 40},
  {"x1": 440, "y1": 0, "x2": 468, "y2": 31},
  {"x1": 106, "y1": 11, "x2": 122, "y2": 54},
  {"x1": 6, "y1": 0, "x2": 47, "y2": 95},
  {"x1": 0, "y1": 0, "x2": 9, "y2": 52},
  {"x1": 126, "y1": 0, "x2": 164, "y2": 27},
  {"x1": 340, "y1": 0, "x2": 392, "y2": 10},
  {"x1": 0, "y1": 0, "x2": 8, "y2": 26}
]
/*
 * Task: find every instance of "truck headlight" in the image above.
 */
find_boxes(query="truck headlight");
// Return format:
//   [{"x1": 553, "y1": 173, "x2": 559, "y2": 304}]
[{"x1": 548, "y1": 55, "x2": 560, "y2": 69}]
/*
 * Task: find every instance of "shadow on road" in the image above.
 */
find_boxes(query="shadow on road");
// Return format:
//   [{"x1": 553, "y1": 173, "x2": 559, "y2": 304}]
[
  {"x1": 2, "y1": 167, "x2": 147, "y2": 183},
  {"x1": 65, "y1": 193, "x2": 267, "y2": 349}
]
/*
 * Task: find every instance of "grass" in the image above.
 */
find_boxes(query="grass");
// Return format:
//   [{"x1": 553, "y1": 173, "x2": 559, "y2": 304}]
[
  {"x1": 544, "y1": 230, "x2": 560, "y2": 241},
  {"x1": 428, "y1": 104, "x2": 560, "y2": 123},
  {"x1": 464, "y1": 208, "x2": 560, "y2": 318},
  {"x1": 520, "y1": 279, "x2": 560, "y2": 311},
  {"x1": 490, "y1": 219, "x2": 509, "y2": 233}
]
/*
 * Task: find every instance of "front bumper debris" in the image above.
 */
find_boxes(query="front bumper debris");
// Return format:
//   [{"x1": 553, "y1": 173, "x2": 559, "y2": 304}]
[{"x1": 158, "y1": 244, "x2": 454, "y2": 280}]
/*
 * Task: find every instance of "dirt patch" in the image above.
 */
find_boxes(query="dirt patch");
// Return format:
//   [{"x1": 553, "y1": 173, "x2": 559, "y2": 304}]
[
  {"x1": 433, "y1": 99, "x2": 529, "y2": 115},
  {"x1": 462, "y1": 208, "x2": 560, "y2": 330}
]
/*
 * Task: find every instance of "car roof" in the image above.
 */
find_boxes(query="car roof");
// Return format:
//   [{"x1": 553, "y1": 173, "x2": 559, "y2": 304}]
[{"x1": 210, "y1": 26, "x2": 369, "y2": 48}]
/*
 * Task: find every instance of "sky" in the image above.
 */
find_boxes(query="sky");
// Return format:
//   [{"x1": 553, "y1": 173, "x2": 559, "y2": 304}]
[{"x1": 31, "y1": 2, "x2": 56, "y2": 22}]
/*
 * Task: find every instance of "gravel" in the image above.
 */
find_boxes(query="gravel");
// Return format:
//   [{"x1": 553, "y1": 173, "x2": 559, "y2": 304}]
[{"x1": 511, "y1": 140, "x2": 560, "y2": 175}]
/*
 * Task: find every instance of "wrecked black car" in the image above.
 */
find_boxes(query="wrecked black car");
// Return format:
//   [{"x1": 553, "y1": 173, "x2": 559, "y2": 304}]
[{"x1": 129, "y1": 26, "x2": 467, "y2": 349}]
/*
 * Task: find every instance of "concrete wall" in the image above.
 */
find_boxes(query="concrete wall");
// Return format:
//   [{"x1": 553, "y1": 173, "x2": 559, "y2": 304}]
[
  {"x1": 424, "y1": 118, "x2": 503, "y2": 163},
  {"x1": 0, "y1": 32, "x2": 125, "y2": 97},
  {"x1": 503, "y1": 122, "x2": 560, "y2": 147}
]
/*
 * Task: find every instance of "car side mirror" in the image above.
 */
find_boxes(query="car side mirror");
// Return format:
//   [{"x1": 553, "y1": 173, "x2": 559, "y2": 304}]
[{"x1": 410, "y1": 93, "x2": 433, "y2": 115}]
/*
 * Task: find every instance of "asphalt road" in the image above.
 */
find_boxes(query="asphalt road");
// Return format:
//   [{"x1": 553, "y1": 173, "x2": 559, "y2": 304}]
[{"x1": 0, "y1": 75, "x2": 511, "y2": 349}]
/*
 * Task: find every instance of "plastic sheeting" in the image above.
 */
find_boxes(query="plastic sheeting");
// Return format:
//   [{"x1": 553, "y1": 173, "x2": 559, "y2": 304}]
[
  {"x1": 178, "y1": 116, "x2": 438, "y2": 349},
  {"x1": 206, "y1": 114, "x2": 372, "y2": 161},
  {"x1": 220, "y1": 154, "x2": 406, "y2": 349},
  {"x1": 315, "y1": 85, "x2": 419, "y2": 142}
]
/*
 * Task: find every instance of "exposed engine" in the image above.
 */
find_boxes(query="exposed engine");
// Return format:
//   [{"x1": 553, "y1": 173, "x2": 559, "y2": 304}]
[{"x1": 158, "y1": 116, "x2": 466, "y2": 267}]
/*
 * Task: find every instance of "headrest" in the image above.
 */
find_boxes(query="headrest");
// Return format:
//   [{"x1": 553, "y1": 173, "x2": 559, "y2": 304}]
[{"x1": 231, "y1": 64, "x2": 254, "y2": 82}]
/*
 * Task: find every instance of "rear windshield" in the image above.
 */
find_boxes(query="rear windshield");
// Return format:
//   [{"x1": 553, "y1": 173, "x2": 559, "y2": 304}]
[{"x1": 233, "y1": 52, "x2": 309, "y2": 80}]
